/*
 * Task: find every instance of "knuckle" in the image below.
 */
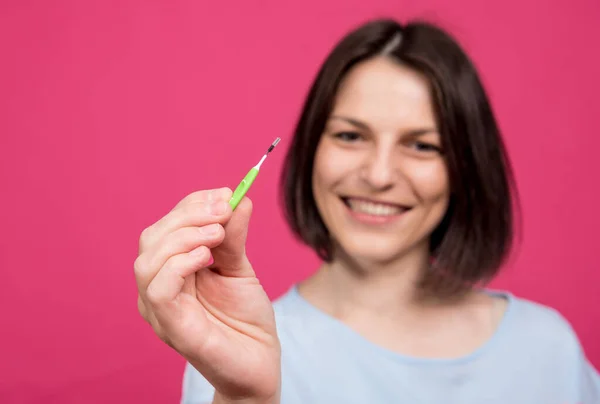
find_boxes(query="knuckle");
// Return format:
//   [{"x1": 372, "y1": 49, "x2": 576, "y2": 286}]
[
  {"x1": 182, "y1": 200, "x2": 208, "y2": 218},
  {"x1": 181, "y1": 203, "x2": 221, "y2": 229},
  {"x1": 182, "y1": 189, "x2": 212, "y2": 206},
  {"x1": 133, "y1": 255, "x2": 146, "y2": 278},
  {"x1": 137, "y1": 296, "x2": 149, "y2": 319},
  {"x1": 160, "y1": 254, "x2": 175, "y2": 274},
  {"x1": 168, "y1": 228, "x2": 194, "y2": 252},
  {"x1": 139, "y1": 226, "x2": 154, "y2": 251},
  {"x1": 145, "y1": 283, "x2": 165, "y2": 305},
  {"x1": 194, "y1": 189, "x2": 212, "y2": 199},
  {"x1": 198, "y1": 223, "x2": 224, "y2": 237},
  {"x1": 218, "y1": 187, "x2": 233, "y2": 200}
]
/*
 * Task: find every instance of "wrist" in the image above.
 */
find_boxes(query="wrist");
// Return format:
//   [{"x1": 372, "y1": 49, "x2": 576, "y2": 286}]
[{"x1": 213, "y1": 391, "x2": 280, "y2": 404}]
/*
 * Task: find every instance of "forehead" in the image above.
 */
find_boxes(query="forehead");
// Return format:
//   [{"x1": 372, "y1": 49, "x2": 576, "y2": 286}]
[{"x1": 332, "y1": 57, "x2": 437, "y2": 129}]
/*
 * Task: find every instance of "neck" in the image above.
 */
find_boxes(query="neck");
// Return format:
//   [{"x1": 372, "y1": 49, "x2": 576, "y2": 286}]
[{"x1": 299, "y1": 243, "x2": 448, "y2": 321}]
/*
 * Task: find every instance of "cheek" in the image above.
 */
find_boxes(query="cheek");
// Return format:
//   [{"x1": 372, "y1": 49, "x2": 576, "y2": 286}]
[
  {"x1": 311, "y1": 145, "x2": 336, "y2": 214},
  {"x1": 312, "y1": 142, "x2": 355, "y2": 191},
  {"x1": 312, "y1": 147, "x2": 331, "y2": 196},
  {"x1": 404, "y1": 160, "x2": 450, "y2": 202}
]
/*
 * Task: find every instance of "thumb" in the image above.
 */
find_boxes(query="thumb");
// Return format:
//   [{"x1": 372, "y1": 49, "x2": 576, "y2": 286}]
[{"x1": 210, "y1": 195, "x2": 254, "y2": 277}]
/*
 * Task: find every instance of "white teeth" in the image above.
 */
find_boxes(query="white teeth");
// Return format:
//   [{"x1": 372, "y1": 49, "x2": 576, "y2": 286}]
[{"x1": 346, "y1": 199, "x2": 403, "y2": 216}]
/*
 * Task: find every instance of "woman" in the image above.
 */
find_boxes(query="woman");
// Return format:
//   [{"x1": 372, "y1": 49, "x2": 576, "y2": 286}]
[{"x1": 134, "y1": 19, "x2": 600, "y2": 404}]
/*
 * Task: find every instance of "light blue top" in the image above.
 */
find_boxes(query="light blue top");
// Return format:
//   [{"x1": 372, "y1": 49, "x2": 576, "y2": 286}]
[{"x1": 181, "y1": 285, "x2": 600, "y2": 404}]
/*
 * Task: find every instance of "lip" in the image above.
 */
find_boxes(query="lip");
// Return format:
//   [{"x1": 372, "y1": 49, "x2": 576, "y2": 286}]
[
  {"x1": 340, "y1": 196, "x2": 411, "y2": 225},
  {"x1": 341, "y1": 196, "x2": 411, "y2": 209}
]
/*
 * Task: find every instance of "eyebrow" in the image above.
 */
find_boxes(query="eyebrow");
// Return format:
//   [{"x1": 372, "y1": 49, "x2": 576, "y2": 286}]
[
  {"x1": 329, "y1": 115, "x2": 438, "y2": 137},
  {"x1": 330, "y1": 115, "x2": 371, "y2": 131}
]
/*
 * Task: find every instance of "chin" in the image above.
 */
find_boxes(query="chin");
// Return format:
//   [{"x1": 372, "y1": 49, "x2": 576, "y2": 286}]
[{"x1": 336, "y1": 237, "x2": 409, "y2": 266}]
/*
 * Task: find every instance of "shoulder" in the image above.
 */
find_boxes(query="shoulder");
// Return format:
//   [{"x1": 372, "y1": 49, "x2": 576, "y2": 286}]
[
  {"x1": 270, "y1": 285, "x2": 307, "y2": 334},
  {"x1": 509, "y1": 293, "x2": 574, "y2": 331},
  {"x1": 483, "y1": 290, "x2": 600, "y2": 400},
  {"x1": 271, "y1": 284, "x2": 320, "y2": 333},
  {"x1": 502, "y1": 291, "x2": 583, "y2": 353},
  {"x1": 499, "y1": 291, "x2": 600, "y2": 392},
  {"x1": 508, "y1": 292, "x2": 578, "y2": 338},
  {"x1": 271, "y1": 285, "x2": 300, "y2": 315}
]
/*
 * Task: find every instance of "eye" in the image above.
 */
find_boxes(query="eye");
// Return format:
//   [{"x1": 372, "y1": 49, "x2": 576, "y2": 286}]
[
  {"x1": 333, "y1": 131, "x2": 363, "y2": 142},
  {"x1": 411, "y1": 141, "x2": 442, "y2": 153}
]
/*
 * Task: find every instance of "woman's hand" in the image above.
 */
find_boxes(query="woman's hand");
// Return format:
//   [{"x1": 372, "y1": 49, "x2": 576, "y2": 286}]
[{"x1": 134, "y1": 188, "x2": 280, "y2": 403}]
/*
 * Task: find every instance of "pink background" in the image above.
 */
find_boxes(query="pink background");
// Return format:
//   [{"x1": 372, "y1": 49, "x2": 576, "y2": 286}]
[{"x1": 1, "y1": 1, "x2": 599, "y2": 402}]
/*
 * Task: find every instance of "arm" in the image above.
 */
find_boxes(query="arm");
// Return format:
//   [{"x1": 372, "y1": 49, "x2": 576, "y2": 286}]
[
  {"x1": 181, "y1": 362, "x2": 280, "y2": 404},
  {"x1": 212, "y1": 392, "x2": 280, "y2": 404},
  {"x1": 576, "y1": 356, "x2": 600, "y2": 403}
]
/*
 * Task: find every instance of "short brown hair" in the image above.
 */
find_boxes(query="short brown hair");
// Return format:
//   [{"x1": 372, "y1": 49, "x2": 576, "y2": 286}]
[{"x1": 279, "y1": 18, "x2": 519, "y2": 297}]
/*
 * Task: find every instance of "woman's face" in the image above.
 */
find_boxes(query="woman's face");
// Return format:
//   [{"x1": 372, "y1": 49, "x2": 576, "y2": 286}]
[{"x1": 312, "y1": 57, "x2": 450, "y2": 265}]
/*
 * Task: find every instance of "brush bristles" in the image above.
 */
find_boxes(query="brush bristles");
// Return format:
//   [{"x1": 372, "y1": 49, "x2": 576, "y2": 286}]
[{"x1": 267, "y1": 137, "x2": 281, "y2": 153}]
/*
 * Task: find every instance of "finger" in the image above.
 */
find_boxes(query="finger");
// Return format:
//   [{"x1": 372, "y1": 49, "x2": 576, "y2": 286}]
[
  {"x1": 172, "y1": 187, "x2": 232, "y2": 211},
  {"x1": 135, "y1": 224, "x2": 225, "y2": 294},
  {"x1": 141, "y1": 198, "x2": 232, "y2": 253},
  {"x1": 137, "y1": 294, "x2": 165, "y2": 339},
  {"x1": 211, "y1": 196, "x2": 255, "y2": 277},
  {"x1": 138, "y1": 294, "x2": 157, "y2": 325},
  {"x1": 138, "y1": 188, "x2": 232, "y2": 255},
  {"x1": 146, "y1": 245, "x2": 213, "y2": 313},
  {"x1": 138, "y1": 294, "x2": 176, "y2": 348}
]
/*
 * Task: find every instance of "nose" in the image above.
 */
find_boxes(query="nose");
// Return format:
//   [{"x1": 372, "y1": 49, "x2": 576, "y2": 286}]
[{"x1": 360, "y1": 144, "x2": 396, "y2": 190}]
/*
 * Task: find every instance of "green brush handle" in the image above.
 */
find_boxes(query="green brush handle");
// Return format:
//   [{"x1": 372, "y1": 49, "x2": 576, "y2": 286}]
[{"x1": 229, "y1": 167, "x2": 259, "y2": 210}]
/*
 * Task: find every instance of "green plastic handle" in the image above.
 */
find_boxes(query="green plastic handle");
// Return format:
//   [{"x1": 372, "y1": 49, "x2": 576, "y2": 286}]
[{"x1": 229, "y1": 167, "x2": 259, "y2": 210}]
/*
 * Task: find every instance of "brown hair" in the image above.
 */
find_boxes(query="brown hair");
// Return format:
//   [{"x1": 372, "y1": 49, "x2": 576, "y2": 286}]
[{"x1": 279, "y1": 18, "x2": 519, "y2": 297}]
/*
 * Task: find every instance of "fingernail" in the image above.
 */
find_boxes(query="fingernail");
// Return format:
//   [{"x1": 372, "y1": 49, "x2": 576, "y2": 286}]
[
  {"x1": 210, "y1": 200, "x2": 227, "y2": 215},
  {"x1": 206, "y1": 254, "x2": 214, "y2": 266},
  {"x1": 199, "y1": 223, "x2": 219, "y2": 234}
]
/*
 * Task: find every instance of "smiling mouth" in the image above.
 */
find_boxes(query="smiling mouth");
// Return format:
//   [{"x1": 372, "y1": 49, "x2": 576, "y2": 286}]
[{"x1": 341, "y1": 197, "x2": 411, "y2": 217}]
